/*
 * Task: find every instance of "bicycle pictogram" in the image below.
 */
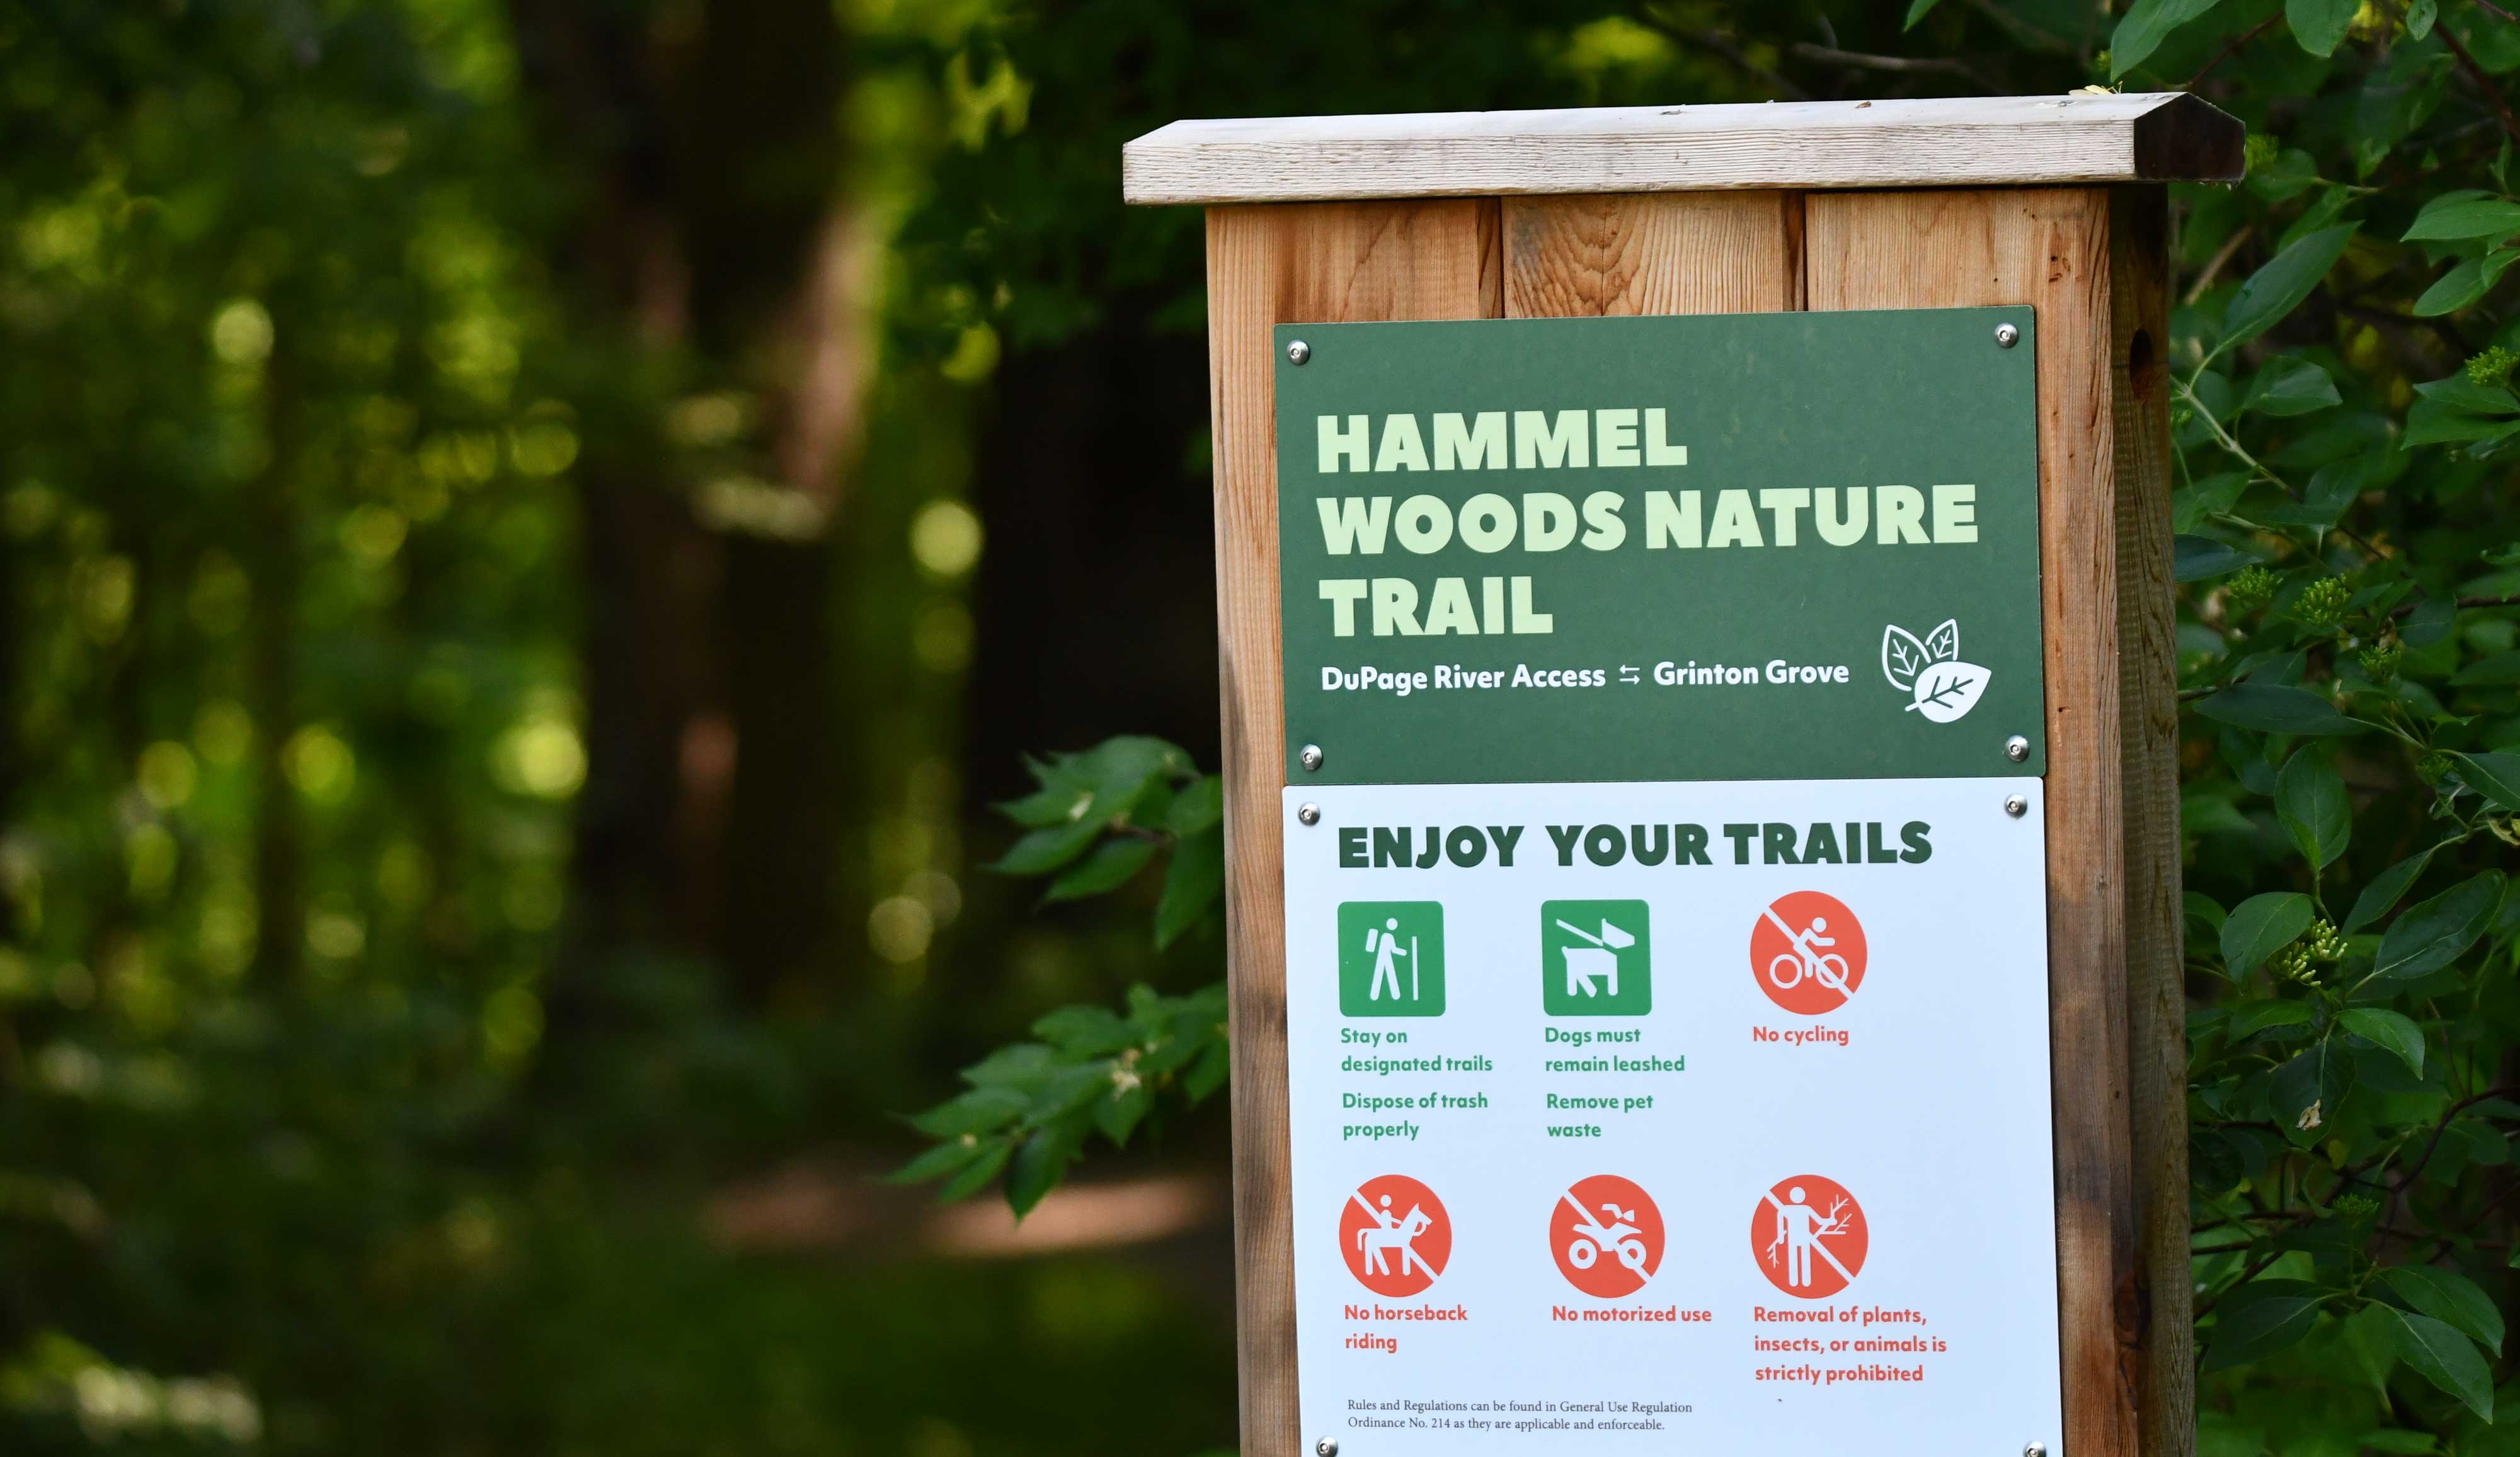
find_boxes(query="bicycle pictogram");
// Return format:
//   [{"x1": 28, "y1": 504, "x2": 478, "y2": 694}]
[{"x1": 1748, "y1": 891, "x2": 1868, "y2": 1016}]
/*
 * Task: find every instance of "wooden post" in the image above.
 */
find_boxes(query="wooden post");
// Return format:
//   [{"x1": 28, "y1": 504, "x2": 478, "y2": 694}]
[{"x1": 1134, "y1": 93, "x2": 2242, "y2": 1457}]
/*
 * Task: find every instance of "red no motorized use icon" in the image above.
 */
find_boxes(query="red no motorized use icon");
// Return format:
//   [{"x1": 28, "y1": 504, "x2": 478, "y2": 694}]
[{"x1": 1550, "y1": 1174, "x2": 1664, "y2": 1299}]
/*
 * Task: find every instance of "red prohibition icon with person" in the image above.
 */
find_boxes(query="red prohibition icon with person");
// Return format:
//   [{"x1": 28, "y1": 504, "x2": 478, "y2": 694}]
[
  {"x1": 1750, "y1": 891, "x2": 1868, "y2": 1015},
  {"x1": 1550, "y1": 1174, "x2": 1664, "y2": 1298},
  {"x1": 1339, "y1": 1175, "x2": 1452, "y2": 1297},
  {"x1": 1751, "y1": 1174, "x2": 1868, "y2": 1299}
]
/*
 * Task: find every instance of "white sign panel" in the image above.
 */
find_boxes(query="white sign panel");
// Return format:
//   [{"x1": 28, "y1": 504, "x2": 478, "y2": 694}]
[{"x1": 1282, "y1": 777, "x2": 2062, "y2": 1457}]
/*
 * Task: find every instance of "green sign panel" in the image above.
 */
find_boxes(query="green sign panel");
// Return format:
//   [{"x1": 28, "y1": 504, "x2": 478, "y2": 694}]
[
  {"x1": 1337, "y1": 900, "x2": 1445, "y2": 1017},
  {"x1": 1540, "y1": 899, "x2": 1651, "y2": 1017},
  {"x1": 1273, "y1": 309, "x2": 2044, "y2": 786}
]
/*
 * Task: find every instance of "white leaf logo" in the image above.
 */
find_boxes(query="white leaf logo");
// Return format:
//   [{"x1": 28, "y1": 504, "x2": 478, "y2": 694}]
[
  {"x1": 1880, "y1": 624, "x2": 1930, "y2": 690},
  {"x1": 1923, "y1": 619, "x2": 1960, "y2": 665},
  {"x1": 1906, "y1": 660, "x2": 1991, "y2": 723}
]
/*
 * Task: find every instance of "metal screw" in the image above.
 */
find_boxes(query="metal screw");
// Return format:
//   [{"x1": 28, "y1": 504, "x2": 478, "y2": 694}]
[
  {"x1": 1287, "y1": 339, "x2": 1311, "y2": 365},
  {"x1": 2024, "y1": 1444, "x2": 2046, "y2": 1457},
  {"x1": 2004, "y1": 795, "x2": 2029, "y2": 819},
  {"x1": 1298, "y1": 803, "x2": 1321, "y2": 826},
  {"x1": 2004, "y1": 734, "x2": 2031, "y2": 763},
  {"x1": 1317, "y1": 1440, "x2": 1338, "y2": 1457},
  {"x1": 1299, "y1": 743, "x2": 1325, "y2": 772},
  {"x1": 1995, "y1": 321, "x2": 2020, "y2": 348}
]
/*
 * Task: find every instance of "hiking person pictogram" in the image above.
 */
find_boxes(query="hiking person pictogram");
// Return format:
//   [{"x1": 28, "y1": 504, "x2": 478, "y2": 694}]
[
  {"x1": 1550, "y1": 1174, "x2": 1664, "y2": 1300},
  {"x1": 1364, "y1": 916, "x2": 1416, "y2": 1002},
  {"x1": 1748, "y1": 891, "x2": 1869, "y2": 1016},
  {"x1": 1750, "y1": 1174, "x2": 1868, "y2": 1299},
  {"x1": 1338, "y1": 1175, "x2": 1452, "y2": 1297}
]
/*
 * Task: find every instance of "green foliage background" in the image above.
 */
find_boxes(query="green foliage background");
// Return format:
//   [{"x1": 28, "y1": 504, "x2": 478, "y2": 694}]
[{"x1": 9, "y1": 0, "x2": 2520, "y2": 1453}]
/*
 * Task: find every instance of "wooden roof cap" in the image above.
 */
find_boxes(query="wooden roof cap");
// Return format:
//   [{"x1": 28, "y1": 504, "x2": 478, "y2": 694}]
[{"x1": 1123, "y1": 92, "x2": 2243, "y2": 205}]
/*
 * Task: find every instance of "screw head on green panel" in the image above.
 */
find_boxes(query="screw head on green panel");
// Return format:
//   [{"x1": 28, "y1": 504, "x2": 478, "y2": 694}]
[{"x1": 1286, "y1": 339, "x2": 1311, "y2": 365}]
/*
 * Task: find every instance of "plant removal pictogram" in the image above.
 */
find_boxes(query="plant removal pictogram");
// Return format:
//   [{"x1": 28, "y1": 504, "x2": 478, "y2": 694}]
[
  {"x1": 1751, "y1": 1174, "x2": 1868, "y2": 1300},
  {"x1": 1881, "y1": 617, "x2": 1991, "y2": 723}
]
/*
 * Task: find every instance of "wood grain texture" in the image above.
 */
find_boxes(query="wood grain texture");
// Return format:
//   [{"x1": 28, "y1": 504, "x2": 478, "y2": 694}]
[
  {"x1": 2109, "y1": 185, "x2": 2193, "y2": 1457},
  {"x1": 1126, "y1": 94, "x2": 2243, "y2": 204},
  {"x1": 1503, "y1": 192, "x2": 1802, "y2": 316},
  {"x1": 1203, "y1": 198, "x2": 1501, "y2": 1457},
  {"x1": 1805, "y1": 188, "x2": 2146, "y2": 1457}
]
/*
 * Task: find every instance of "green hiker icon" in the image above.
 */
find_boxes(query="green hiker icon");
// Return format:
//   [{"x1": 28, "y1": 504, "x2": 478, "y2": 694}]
[
  {"x1": 1542, "y1": 900, "x2": 1652, "y2": 1016},
  {"x1": 1338, "y1": 901, "x2": 1446, "y2": 1017}
]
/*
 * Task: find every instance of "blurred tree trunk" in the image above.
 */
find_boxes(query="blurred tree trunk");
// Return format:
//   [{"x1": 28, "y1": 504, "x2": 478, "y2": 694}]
[{"x1": 511, "y1": 0, "x2": 869, "y2": 1020}]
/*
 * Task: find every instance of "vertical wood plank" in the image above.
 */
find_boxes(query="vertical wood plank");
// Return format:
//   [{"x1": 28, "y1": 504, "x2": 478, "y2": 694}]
[
  {"x1": 1203, "y1": 198, "x2": 1501, "y2": 1457},
  {"x1": 2110, "y1": 185, "x2": 2193, "y2": 1457},
  {"x1": 1503, "y1": 192, "x2": 1802, "y2": 316},
  {"x1": 1804, "y1": 187, "x2": 2145, "y2": 1457}
]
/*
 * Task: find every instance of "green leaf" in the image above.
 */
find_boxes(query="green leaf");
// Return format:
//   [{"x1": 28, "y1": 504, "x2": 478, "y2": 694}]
[
  {"x1": 2218, "y1": 226, "x2": 2358, "y2": 353},
  {"x1": 2245, "y1": 358, "x2": 2344, "y2": 416},
  {"x1": 2202, "y1": 1294, "x2": 2325, "y2": 1371},
  {"x1": 2110, "y1": 0, "x2": 2227, "y2": 78},
  {"x1": 988, "y1": 818, "x2": 1107, "y2": 876},
  {"x1": 2224, "y1": 891, "x2": 2317, "y2": 972},
  {"x1": 2229, "y1": 998, "x2": 2318, "y2": 1039},
  {"x1": 935, "y1": 1138, "x2": 1014, "y2": 1203},
  {"x1": 2417, "y1": 259, "x2": 2491, "y2": 317},
  {"x1": 2384, "y1": 1266, "x2": 2505, "y2": 1356},
  {"x1": 2408, "y1": 0, "x2": 2437, "y2": 37},
  {"x1": 1154, "y1": 823, "x2": 1225, "y2": 949},
  {"x1": 2176, "y1": 534, "x2": 2255, "y2": 581},
  {"x1": 2271, "y1": 1038, "x2": 2353, "y2": 1140},
  {"x1": 1004, "y1": 1126, "x2": 1084, "y2": 1215},
  {"x1": 1166, "y1": 775, "x2": 1223, "y2": 836},
  {"x1": 887, "y1": 1136, "x2": 994, "y2": 1186},
  {"x1": 2453, "y1": 651, "x2": 2520, "y2": 686},
  {"x1": 2286, "y1": 0, "x2": 2359, "y2": 55},
  {"x1": 2195, "y1": 682, "x2": 2365, "y2": 736},
  {"x1": 2276, "y1": 750, "x2": 2352, "y2": 868},
  {"x1": 907, "y1": 1085, "x2": 1029, "y2": 1137},
  {"x1": 2338, "y1": 1008, "x2": 2425, "y2": 1076},
  {"x1": 2345, "y1": 849, "x2": 2438, "y2": 933},
  {"x1": 1041, "y1": 835, "x2": 1159, "y2": 902},
  {"x1": 2402, "y1": 198, "x2": 2520, "y2": 241},
  {"x1": 2385, "y1": 1308, "x2": 2496, "y2": 1421},
  {"x1": 2452, "y1": 750, "x2": 2520, "y2": 809},
  {"x1": 1902, "y1": 0, "x2": 1942, "y2": 26},
  {"x1": 1030, "y1": 1003, "x2": 1136, "y2": 1056},
  {"x1": 2372, "y1": 873, "x2": 2507, "y2": 983}
]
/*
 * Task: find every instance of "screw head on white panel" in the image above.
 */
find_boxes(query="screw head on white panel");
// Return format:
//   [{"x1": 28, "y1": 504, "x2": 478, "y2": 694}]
[
  {"x1": 1316, "y1": 1439, "x2": 1338, "y2": 1457},
  {"x1": 1298, "y1": 803, "x2": 1321, "y2": 826},
  {"x1": 2004, "y1": 795, "x2": 2029, "y2": 818},
  {"x1": 2024, "y1": 1443, "x2": 2047, "y2": 1457},
  {"x1": 1287, "y1": 339, "x2": 1312, "y2": 365}
]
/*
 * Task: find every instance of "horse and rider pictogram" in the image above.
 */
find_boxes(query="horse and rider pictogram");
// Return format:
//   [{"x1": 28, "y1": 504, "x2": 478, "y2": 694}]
[{"x1": 1339, "y1": 1174, "x2": 1452, "y2": 1297}]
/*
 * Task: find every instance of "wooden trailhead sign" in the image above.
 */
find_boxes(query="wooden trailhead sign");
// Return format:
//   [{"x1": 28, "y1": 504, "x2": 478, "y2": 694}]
[{"x1": 1124, "y1": 91, "x2": 2243, "y2": 1457}]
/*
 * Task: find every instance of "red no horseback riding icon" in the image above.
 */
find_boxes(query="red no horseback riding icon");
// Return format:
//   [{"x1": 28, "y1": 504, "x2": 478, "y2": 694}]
[
  {"x1": 1339, "y1": 1175, "x2": 1452, "y2": 1297},
  {"x1": 1749, "y1": 891, "x2": 1868, "y2": 1015}
]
